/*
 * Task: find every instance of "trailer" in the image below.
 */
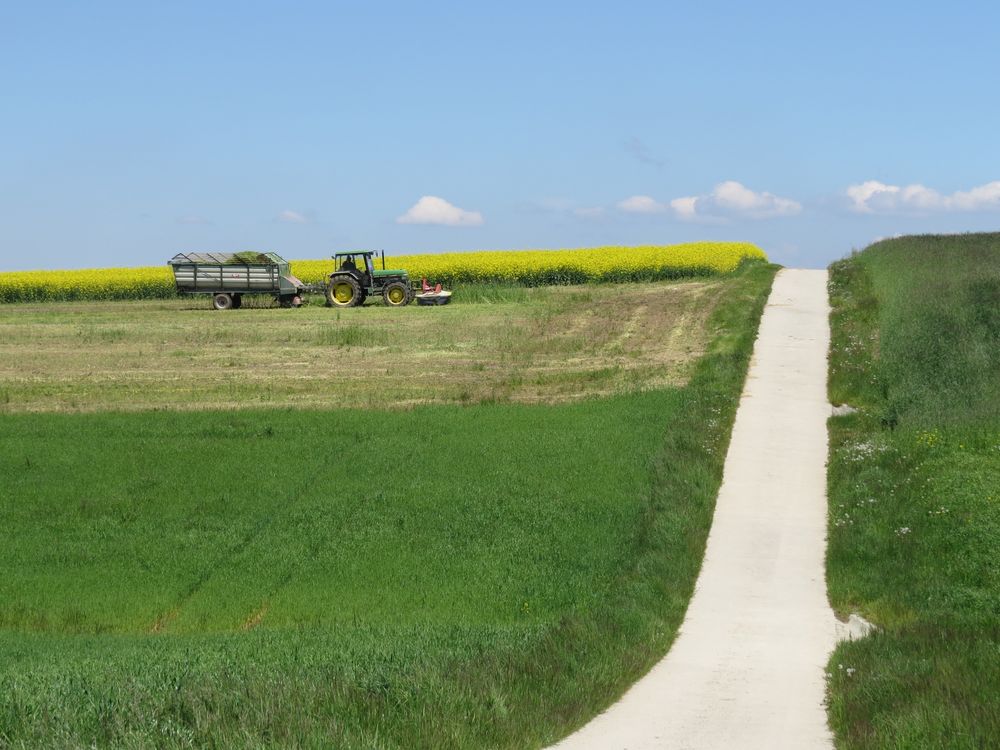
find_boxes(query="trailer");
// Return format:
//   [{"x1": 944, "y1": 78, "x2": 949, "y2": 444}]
[{"x1": 168, "y1": 251, "x2": 308, "y2": 309}]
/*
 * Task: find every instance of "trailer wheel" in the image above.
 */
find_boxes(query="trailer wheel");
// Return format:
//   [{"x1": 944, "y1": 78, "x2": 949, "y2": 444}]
[
  {"x1": 291, "y1": 295, "x2": 303, "y2": 308},
  {"x1": 232, "y1": 294, "x2": 243, "y2": 309},
  {"x1": 382, "y1": 281, "x2": 411, "y2": 307},
  {"x1": 326, "y1": 276, "x2": 362, "y2": 308},
  {"x1": 213, "y1": 293, "x2": 234, "y2": 310}
]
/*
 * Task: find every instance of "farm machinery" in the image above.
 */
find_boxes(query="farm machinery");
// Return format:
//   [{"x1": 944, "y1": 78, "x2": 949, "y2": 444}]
[
  {"x1": 325, "y1": 251, "x2": 453, "y2": 307},
  {"x1": 168, "y1": 251, "x2": 307, "y2": 309},
  {"x1": 325, "y1": 251, "x2": 411, "y2": 307},
  {"x1": 168, "y1": 250, "x2": 451, "y2": 309}
]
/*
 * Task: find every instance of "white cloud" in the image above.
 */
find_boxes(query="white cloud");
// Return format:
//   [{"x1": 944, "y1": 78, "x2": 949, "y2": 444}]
[
  {"x1": 277, "y1": 209, "x2": 309, "y2": 224},
  {"x1": 617, "y1": 183, "x2": 799, "y2": 221},
  {"x1": 617, "y1": 195, "x2": 667, "y2": 214},
  {"x1": 846, "y1": 180, "x2": 1000, "y2": 214},
  {"x1": 669, "y1": 196, "x2": 698, "y2": 219},
  {"x1": 847, "y1": 181, "x2": 897, "y2": 212},
  {"x1": 671, "y1": 181, "x2": 801, "y2": 221},
  {"x1": 952, "y1": 182, "x2": 1000, "y2": 210},
  {"x1": 573, "y1": 206, "x2": 605, "y2": 219},
  {"x1": 396, "y1": 196, "x2": 483, "y2": 226}
]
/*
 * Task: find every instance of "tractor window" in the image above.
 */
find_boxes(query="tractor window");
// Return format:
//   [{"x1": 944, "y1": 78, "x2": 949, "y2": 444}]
[{"x1": 364, "y1": 255, "x2": 375, "y2": 275}]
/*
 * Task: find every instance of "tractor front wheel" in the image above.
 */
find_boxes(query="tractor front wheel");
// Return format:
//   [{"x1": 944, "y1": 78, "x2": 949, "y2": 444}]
[
  {"x1": 326, "y1": 276, "x2": 362, "y2": 308},
  {"x1": 382, "y1": 281, "x2": 412, "y2": 307}
]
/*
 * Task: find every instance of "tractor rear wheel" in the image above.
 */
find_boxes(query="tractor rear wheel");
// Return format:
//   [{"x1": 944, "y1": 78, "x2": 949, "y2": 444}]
[
  {"x1": 213, "y1": 293, "x2": 234, "y2": 310},
  {"x1": 326, "y1": 276, "x2": 362, "y2": 308},
  {"x1": 382, "y1": 281, "x2": 412, "y2": 307}
]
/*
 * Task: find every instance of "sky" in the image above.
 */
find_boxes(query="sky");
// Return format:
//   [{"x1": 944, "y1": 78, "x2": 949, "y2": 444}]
[{"x1": 2, "y1": 1, "x2": 999, "y2": 271}]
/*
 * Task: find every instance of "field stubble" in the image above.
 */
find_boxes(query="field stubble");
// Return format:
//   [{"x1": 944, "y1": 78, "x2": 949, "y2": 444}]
[{"x1": 0, "y1": 280, "x2": 723, "y2": 413}]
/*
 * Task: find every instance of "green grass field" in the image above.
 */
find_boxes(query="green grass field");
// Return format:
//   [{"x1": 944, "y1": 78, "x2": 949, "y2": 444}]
[
  {"x1": 0, "y1": 264, "x2": 776, "y2": 748},
  {"x1": 826, "y1": 234, "x2": 1000, "y2": 749}
]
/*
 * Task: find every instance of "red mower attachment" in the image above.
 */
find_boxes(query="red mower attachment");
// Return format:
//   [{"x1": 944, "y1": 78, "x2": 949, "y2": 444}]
[{"x1": 416, "y1": 277, "x2": 452, "y2": 305}]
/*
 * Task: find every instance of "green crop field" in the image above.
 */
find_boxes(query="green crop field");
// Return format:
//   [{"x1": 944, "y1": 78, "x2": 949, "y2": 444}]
[
  {"x1": 826, "y1": 234, "x2": 1000, "y2": 749},
  {"x1": 0, "y1": 263, "x2": 776, "y2": 748}
]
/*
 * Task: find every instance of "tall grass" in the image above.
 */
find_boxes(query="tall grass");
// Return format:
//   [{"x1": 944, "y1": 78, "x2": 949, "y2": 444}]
[
  {"x1": 826, "y1": 233, "x2": 1000, "y2": 749},
  {"x1": 449, "y1": 282, "x2": 531, "y2": 304}
]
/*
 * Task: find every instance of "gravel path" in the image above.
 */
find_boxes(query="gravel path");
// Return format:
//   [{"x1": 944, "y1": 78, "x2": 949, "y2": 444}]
[{"x1": 552, "y1": 269, "x2": 838, "y2": 750}]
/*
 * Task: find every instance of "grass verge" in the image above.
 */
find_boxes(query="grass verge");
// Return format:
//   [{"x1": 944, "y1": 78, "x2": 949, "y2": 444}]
[
  {"x1": 0, "y1": 262, "x2": 776, "y2": 748},
  {"x1": 826, "y1": 234, "x2": 1000, "y2": 749}
]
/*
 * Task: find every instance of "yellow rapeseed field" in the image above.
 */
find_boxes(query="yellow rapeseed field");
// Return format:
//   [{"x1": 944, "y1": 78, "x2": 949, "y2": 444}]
[
  {"x1": 294, "y1": 242, "x2": 766, "y2": 286},
  {"x1": 0, "y1": 243, "x2": 766, "y2": 303},
  {"x1": 0, "y1": 265, "x2": 175, "y2": 303}
]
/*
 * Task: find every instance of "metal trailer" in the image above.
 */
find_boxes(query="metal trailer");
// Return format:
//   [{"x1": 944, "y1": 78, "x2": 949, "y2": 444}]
[{"x1": 168, "y1": 252, "x2": 309, "y2": 309}]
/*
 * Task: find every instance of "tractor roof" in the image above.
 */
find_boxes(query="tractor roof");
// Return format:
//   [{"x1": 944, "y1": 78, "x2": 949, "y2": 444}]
[{"x1": 333, "y1": 251, "x2": 376, "y2": 258}]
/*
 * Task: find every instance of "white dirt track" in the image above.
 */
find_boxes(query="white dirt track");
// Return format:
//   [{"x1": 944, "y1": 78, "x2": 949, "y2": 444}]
[{"x1": 551, "y1": 269, "x2": 839, "y2": 750}]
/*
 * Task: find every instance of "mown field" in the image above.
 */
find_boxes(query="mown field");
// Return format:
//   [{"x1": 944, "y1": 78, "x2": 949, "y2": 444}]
[
  {"x1": 0, "y1": 262, "x2": 776, "y2": 748},
  {"x1": 826, "y1": 234, "x2": 1000, "y2": 749},
  {"x1": 0, "y1": 280, "x2": 725, "y2": 413},
  {"x1": 0, "y1": 242, "x2": 765, "y2": 303}
]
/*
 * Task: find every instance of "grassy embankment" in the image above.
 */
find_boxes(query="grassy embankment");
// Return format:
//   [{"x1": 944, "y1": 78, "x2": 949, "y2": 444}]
[
  {"x1": 0, "y1": 263, "x2": 775, "y2": 748},
  {"x1": 826, "y1": 234, "x2": 1000, "y2": 748}
]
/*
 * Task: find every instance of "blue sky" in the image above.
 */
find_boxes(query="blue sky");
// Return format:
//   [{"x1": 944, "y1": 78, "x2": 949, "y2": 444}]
[{"x1": 2, "y1": 1, "x2": 999, "y2": 271}]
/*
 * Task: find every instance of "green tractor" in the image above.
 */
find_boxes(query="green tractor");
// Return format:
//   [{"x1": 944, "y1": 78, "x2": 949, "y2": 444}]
[{"x1": 324, "y1": 251, "x2": 413, "y2": 308}]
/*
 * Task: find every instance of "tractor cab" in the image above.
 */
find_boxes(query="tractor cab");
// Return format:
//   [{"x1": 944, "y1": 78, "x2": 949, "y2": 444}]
[{"x1": 333, "y1": 252, "x2": 374, "y2": 286}]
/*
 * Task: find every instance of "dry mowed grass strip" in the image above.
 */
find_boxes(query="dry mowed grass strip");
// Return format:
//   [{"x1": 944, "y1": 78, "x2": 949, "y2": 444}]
[{"x1": 0, "y1": 279, "x2": 724, "y2": 413}]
